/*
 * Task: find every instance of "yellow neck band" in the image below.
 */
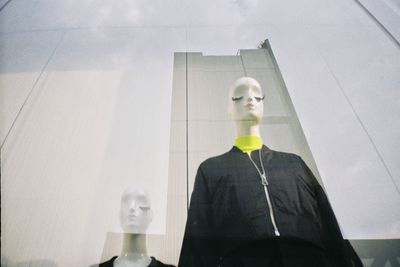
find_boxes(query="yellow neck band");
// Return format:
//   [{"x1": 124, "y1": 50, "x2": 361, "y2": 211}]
[{"x1": 235, "y1": 135, "x2": 263, "y2": 155}]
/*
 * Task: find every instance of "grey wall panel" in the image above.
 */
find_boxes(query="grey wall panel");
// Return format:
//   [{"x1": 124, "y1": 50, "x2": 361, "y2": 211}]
[
  {"x1": 241, "y1": 49, "x2": 275, "y2": 69},
  {"x1": 187, "y1": 70, "x2": 244, "y2": 121},
  {"x1": 164, "y1": 53, "x2": 188, "y2": 264}
]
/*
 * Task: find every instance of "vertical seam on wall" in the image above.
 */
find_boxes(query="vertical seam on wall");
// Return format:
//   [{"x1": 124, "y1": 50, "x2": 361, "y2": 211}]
[
  {"x1": 0, "y1": 0, "x2": 12, "y2": 12},
  {"x1": 322, "y1": 54, "x2": 400, "y2": 196},
  {"x1": 353, "y1": 0, "x2": 400, "y2": 48},
  {"x1": 239, "y1": 51, "x2": 247, "y2": 76},
  {"x1": 1, "y1": 30, "x2": 66, "y2": 150},
  {"x1": 185, "y1": 51, "x2": 189, "y2": 211}
]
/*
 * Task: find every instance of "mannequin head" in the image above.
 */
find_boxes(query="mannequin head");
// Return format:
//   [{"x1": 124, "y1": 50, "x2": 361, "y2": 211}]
[
  {"x1": 119, "y1": 187, "x2": 153, "y2": 234},
  {"x1": 229, "y1": 77, "x2": 264, "y2": 124}
]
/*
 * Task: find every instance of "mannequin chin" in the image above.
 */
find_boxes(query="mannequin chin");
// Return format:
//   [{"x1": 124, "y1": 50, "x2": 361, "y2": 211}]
[{"x1": 119, "y1": 187, "x2": 153, "y2": 234}]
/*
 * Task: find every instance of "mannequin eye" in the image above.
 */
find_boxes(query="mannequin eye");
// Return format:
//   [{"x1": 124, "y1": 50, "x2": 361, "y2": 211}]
[
  {"x1": 140, "y1": 206, "x2": 150, "y2": 211},
  {"x1": 255, "y1": 96, "x2": 265, "y2": 102},
  {"x1": 232, "y1": 96, "x2": 243, "y2": 101}
]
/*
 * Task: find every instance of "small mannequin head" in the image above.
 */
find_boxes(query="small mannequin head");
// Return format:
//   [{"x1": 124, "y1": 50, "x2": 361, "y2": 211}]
[
  {"x1": 228, "y1": 77, "x2": 264, "y2": 124},
  {"x1": 119, "y1": 187, "x2": 153, "y2": 234}
]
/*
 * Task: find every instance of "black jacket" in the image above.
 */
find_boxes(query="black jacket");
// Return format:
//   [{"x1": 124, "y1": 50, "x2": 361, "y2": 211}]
[{"x1": 178, "y1": 146, "x2": 362, "y2": 267}]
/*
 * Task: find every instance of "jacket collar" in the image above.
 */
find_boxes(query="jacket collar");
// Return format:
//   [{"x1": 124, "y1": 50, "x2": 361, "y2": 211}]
[{"x1": 230, "y1": 144, "x2": 271, "y2": 154}]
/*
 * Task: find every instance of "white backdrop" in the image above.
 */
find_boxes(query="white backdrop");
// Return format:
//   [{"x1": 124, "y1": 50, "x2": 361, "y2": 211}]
[{"x1": 1, "y1": 0, "x2": 400, "y2": 266}]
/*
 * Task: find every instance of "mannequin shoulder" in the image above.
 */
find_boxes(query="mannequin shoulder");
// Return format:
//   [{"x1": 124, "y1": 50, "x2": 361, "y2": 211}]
[
  {"x1": 267, "y1": 149, "x2": 302, "y2": 163},
  {"x1": 98, "y1": 256, "x2": 117, "y2": 267},
  {"x1": 198, "y1": 150, "x2": 237, "y2": 170},
  {"x1": 149, "y1": 257, "x2": 176, "y2": 267}
]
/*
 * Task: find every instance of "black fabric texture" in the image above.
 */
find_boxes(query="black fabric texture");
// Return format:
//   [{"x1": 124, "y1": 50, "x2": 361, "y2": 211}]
[{"x1": 178, "y1": 145, "x2": 362, "y2": 267}]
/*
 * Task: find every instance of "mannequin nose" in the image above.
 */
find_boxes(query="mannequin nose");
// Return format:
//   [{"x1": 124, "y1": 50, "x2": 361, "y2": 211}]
[{"x1": 129, "y1": 203, "x2": 136, "y2": 213}]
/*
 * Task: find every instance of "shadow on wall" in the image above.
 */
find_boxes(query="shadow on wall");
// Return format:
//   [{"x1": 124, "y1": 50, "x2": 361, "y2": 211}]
[
  {"x1": 1, "y1": 256, "x2": 58, "y2": 267},
  {"x1": 0, "y1": 0, "x2": 10, "y2": 10}
]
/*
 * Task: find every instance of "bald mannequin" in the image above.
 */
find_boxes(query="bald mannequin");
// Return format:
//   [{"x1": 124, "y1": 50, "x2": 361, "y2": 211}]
[
  {"x1": 98, "y1": 187, "x2": 175, "y2": 267},
  {"x1": 114, "y1": 187, "x2": 153, "y2": 267},
  {"x1": 178, "y1": 77, "x2": 362, "y2": 267},
  {"x1": 229, "y1": 77, "x2": 264, "y2": 138}
]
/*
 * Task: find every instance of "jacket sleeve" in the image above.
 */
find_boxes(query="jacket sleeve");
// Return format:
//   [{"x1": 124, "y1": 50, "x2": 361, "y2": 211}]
[
  {"x1": 299, "y1": 158, "x2": 363, "y2": 267},
  {"x1": 178, "y1": 165, "x2": 219, "y2": 267}
]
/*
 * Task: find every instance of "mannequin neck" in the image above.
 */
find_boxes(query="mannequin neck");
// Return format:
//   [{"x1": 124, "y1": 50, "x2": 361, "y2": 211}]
[
  {"x1": 235, "y1": 120, "x2": 261, "y2": 138},
  {"x1": 115, "y1": 234, "x2": 151, "y2": 267}
]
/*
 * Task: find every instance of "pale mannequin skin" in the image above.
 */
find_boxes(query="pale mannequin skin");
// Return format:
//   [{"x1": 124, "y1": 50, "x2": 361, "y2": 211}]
[
  {"x1": 114, "y1": 187, "x2": 153, "y2": 267},
  {"x1": 228, "y1": 77, "x2": 265, "y2": 139}
]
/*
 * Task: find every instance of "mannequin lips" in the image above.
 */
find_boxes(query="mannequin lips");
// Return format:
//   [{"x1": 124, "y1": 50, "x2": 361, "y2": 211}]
[
  {"x1": 128, "y1": 214, "x2": 137, "y2": 221},
  {"x1": 245, "y1": 103, "x2": 256, "y2": 109}
]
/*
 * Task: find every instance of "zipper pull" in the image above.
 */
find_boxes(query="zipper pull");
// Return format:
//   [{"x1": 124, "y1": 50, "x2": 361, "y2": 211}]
[{"x1": 261, "y1": 173, "x2": 268, "y2": 186}]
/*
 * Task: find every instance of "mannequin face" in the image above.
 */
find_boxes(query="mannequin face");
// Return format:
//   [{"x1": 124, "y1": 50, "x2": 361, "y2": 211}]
[
  {"x1": 229, "y1": 77, "x2": 264, "y2": 123},
  {"x1": 119, "y1": 187, "x2": 152, "y2": 234}
]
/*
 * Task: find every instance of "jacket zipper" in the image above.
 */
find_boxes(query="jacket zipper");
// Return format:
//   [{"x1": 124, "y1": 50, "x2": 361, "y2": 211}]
[
  {"x1": 248, "y1": 151, "x2": 280, "y2": 236},
  {"x1": 260, "y1": 173, "x2": 280, "y2": 236}
]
